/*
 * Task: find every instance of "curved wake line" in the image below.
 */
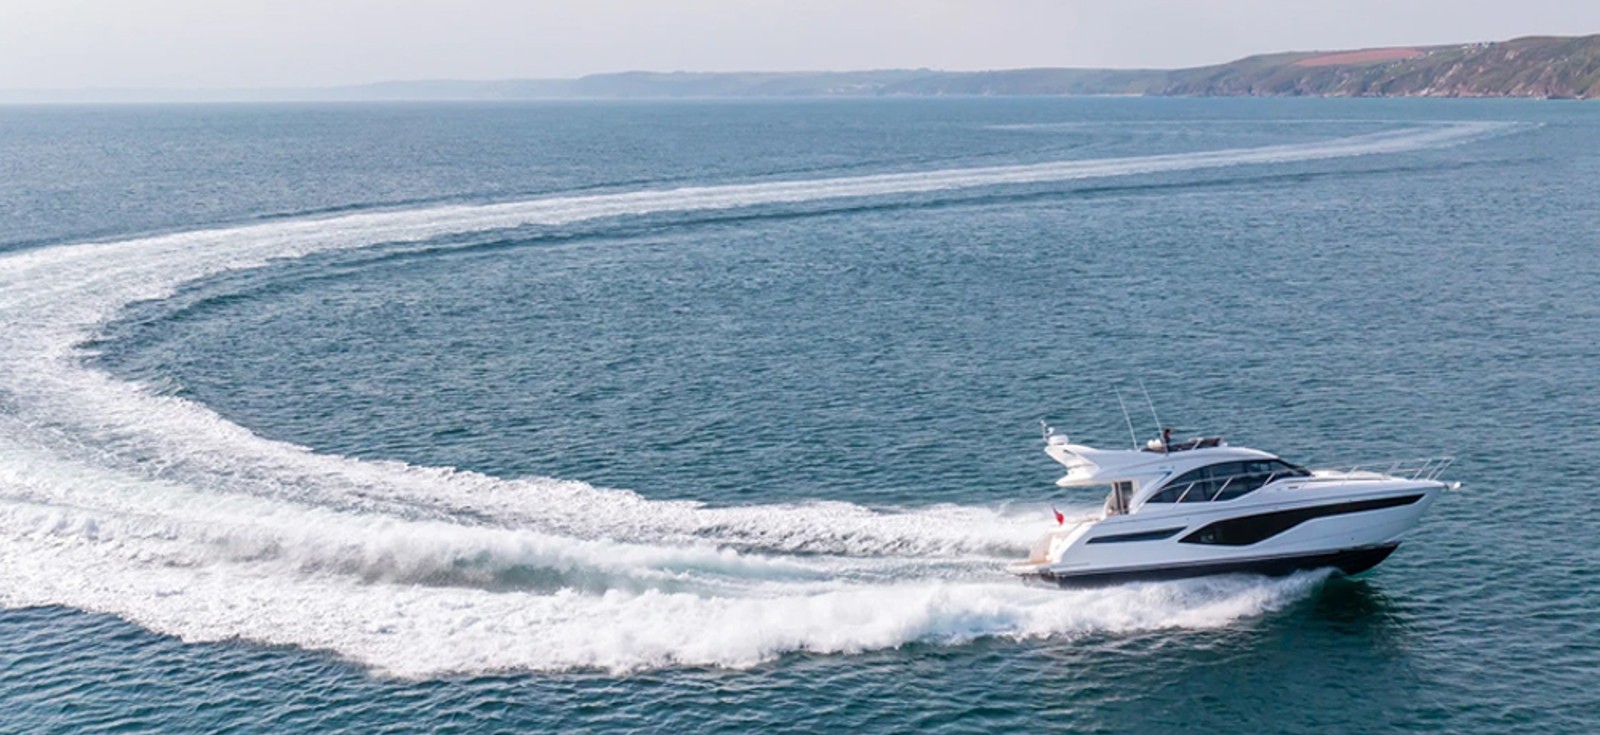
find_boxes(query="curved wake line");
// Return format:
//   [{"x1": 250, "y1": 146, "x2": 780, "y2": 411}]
[{"x1": 0, "y1": 122, "x2": 1505, "y2": 675}]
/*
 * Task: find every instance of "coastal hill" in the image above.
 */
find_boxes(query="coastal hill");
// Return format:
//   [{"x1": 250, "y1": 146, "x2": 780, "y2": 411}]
[
  {"x1": 1154, "y1": 35, "x2": 1600, "y2": 98},
  {"x1": 4, "y1": 34, "x2": 1597, "y2": 103},
  {"x1": 401, "y1": 34, "x2": 1600, "y2": 101}
]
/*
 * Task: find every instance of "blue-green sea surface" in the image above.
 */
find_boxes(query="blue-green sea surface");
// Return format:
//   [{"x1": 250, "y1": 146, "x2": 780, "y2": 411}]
[{"x1": 1, "y1": 98, "x2": 1597, "y2": 733}]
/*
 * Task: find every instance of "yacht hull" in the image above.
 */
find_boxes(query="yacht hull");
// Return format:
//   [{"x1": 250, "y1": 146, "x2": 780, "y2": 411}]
[
  {"x1": 1020, "y1": 542, "x2": 1399, "y2": 588},
  {"x1": 1022, "y1": 432, "x2": 1452, "y2": 589}
]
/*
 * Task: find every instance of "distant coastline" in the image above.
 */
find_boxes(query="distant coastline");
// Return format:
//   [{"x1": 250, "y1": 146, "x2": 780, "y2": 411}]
[{"x1": 5, "y1": 34, "x2": 1596, "y2": 104}]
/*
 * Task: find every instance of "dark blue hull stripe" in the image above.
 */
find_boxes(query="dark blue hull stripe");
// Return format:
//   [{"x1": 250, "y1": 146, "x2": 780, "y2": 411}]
[
  {"x1": 1085, "y1": 527, "x2": 1186, "y2": 544},
  {"x1": 1023, "y1": 543, "x2": 1401, "y2": 588},
  {"x1": 1179, "y1": 494, "x2": 1424, "y2": 546}
]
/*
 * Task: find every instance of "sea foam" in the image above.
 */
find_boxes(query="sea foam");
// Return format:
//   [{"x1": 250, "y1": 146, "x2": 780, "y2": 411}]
[{"x1": 0, "y1": 122, "x2": 1504, "y2": 675}]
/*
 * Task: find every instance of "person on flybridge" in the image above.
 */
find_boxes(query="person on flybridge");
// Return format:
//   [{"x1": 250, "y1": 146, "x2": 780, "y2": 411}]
[{"x1": 1161, "y1": 427, "x2": 1172, "y2": 452}]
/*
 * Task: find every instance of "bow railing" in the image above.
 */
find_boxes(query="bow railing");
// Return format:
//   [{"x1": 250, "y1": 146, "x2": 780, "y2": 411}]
[{"x1": 1310, "y1": 456, "x2": 1456, "y2": 482}]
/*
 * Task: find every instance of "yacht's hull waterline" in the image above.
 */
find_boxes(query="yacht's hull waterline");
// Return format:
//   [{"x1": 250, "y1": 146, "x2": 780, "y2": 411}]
[
  {"x1": 1023, "y1": 543, "x2": 1402, "y2": 588},
  {"x1": 1011, "y1": 430, "x2": 1453, "y2": 588}
]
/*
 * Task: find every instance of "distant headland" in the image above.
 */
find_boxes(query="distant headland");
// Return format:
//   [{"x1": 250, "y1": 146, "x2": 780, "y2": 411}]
[{"x1": 6, "y1": 34, "x2": 1597, "y2": 103}]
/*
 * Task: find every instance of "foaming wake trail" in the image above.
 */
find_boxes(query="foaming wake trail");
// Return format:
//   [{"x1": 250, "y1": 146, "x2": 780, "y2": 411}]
[
  {"x1": 0, "y1": 122, "x2": 1504, "y2": 675},
  {"x1": 1, "y1": 510, "x2": 1331, "y2": 676}
]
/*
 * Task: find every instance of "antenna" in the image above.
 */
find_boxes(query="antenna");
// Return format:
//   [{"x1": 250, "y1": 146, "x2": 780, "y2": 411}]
[
  {"x1": 1113, "y1": 386, "x2": 1138, "y2": 449},
  {"x1": 1138, "y1": 378, "x2": 1163, "y2": 437}
]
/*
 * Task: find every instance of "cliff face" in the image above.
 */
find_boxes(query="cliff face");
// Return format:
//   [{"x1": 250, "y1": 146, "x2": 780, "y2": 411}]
[{"x1": 1158, "y1": 36, "x2": 1600, "y2": 99}]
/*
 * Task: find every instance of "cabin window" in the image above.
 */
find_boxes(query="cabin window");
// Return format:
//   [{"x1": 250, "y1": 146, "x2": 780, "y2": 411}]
[
  {"x1": 1148, "y1": 464, "x2": 1222, "y2": 503},
  {"x1": 1146, "y1": 459, "x2": 1310, "y2": 504}
]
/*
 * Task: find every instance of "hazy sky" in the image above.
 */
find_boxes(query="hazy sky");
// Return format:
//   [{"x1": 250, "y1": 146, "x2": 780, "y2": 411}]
[{"x1": 3, "y1": 0, "x2": 1598, "y2": 89}]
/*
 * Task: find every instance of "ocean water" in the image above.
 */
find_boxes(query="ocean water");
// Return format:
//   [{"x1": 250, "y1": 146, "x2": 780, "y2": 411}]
[{"x1": 1, "y1": 98, "x2": 1597, "y2": 733}]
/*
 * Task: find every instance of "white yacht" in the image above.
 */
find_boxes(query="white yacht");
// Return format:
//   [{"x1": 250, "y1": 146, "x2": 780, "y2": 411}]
[{"x1": 1010, "y1": 429, "x2": 1457, "y2": 587}]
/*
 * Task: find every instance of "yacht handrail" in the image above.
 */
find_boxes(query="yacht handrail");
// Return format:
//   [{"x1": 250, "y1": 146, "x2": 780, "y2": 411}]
[{"x1": 1308, "y1": 456, "x2": 1456, "y2": 482}]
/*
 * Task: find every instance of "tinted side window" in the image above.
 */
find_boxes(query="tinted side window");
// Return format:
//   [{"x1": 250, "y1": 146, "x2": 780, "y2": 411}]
[
  {"x1": 1147, "y1": 469, "x2": 1195, "y2": 504},
  {"x1": 1150, "y1": 462, "x2": 1234, "y2": 503},
  {"x1": 1213, "y1": 459, "x2": 1309, "y2": 500},
  {"x1": 1147, "y1": 485, "x2": 1182, "y2": 503},
  {"x1": 1181, "y1": 471, "x2": 1223, "y2": 502},
  {"x1": 1214, "y1": 461, "x2": 1268, "y2": 501}
]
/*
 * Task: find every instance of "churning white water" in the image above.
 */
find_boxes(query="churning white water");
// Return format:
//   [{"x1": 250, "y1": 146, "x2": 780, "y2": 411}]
[{"x1": 0, "y1": 122, "x2": 1506, "y2": 675}]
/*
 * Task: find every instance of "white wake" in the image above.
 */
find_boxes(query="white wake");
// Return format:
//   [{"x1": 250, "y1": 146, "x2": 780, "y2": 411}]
[{"x1": 0, "y1": 122, "x2": 1504, "y2": 675}]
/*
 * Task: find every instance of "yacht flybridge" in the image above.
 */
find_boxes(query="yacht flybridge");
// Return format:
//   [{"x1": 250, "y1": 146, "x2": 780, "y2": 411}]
[{"x1": 1010, "y1": 429, "x2": 1457, "y2": 587}]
